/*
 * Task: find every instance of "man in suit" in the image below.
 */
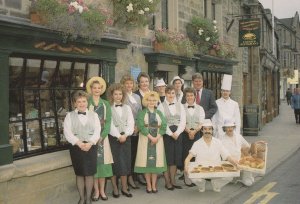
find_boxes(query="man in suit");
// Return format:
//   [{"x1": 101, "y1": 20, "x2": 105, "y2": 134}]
[{"x1": 192, "y1": 73, "x2": 217, "y2": 119}]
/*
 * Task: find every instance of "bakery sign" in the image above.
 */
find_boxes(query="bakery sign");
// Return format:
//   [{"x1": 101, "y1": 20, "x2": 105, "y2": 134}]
[{"x1": 239, "y1": 18, "x2": 260, "y2": 47}]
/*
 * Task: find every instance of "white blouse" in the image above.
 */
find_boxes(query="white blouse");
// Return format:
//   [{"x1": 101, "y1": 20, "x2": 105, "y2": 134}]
[{"x1": 110, "y1": 104, "x2": 134, "y2": 138}]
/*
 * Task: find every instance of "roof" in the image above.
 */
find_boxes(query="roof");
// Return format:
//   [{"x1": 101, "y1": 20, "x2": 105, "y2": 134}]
[{"x1": 279, "y1": 18, "x2": 293, "y2": 29}]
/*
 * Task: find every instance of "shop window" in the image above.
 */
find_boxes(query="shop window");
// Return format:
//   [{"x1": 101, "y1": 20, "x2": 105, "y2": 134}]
[
  {"x1": 202, "y1": 71, "x2": 223, "y2": 98},
  {"x1": 9, "y1": 54, "x2": 111, "y2": 159}
]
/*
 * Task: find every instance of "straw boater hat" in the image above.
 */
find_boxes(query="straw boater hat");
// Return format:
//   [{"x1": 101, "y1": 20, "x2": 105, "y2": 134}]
[
  {"x1": 142, "y1": 91, "x2": 160, "y2": 107},
  {"x1": 86, "y1": 76, "x2": 107, "y2": 95},
  {"x1": 170, "y1": 76, "x2": 184, "y2": 85},
  {"x1": 155, "y1": 79, "x2": 167, "y2": 87}
]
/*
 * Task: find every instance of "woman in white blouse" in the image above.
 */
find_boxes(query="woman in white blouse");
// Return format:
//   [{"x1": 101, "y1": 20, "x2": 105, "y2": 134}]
[
  {"x1": 158, "y1": 85, "x2": 186, "y2": 190},
  {"x1": 107, "y1": 84, "x2": 134, "y2": 198}
]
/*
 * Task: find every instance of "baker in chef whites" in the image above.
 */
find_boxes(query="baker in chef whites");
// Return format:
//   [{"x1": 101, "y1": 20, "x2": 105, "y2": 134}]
[
  {"x1": 184, "y1": 119, "x2": 237, "y2": 193},
  {"x1": 212, "y1": 74, "x2": 241, "y2": 138},
  {"x1": 219, "y1": 120, "x2": 254, "y2": 186}
]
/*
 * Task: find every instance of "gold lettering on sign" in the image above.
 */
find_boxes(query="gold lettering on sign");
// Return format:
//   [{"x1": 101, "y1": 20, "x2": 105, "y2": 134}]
[
  {"x1": 207, "y1": 63, "x2": 224, "y2": 69},
  {"x1": 34, "y1": 41, "x2": 92, "y2": 54},
  {"x1": 172, "y1": 59, "x2": 182, "y2": 64},
  {"x1": 244, "y1": 182, "x2": 279, "y2": 204}
]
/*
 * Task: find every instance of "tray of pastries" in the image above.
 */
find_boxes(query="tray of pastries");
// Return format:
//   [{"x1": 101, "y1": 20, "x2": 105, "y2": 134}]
[
  {"x1": 188, "y1": 162, "x2": 240, "y2": 179},
  {"x1": 238, "y1": 142, "x2": 267, "y2": 175}
]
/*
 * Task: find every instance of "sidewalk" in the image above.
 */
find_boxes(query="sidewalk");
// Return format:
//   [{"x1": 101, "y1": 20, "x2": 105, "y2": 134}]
[{"x1": 56, "y1": 102, "x2": 300, "y2": 204}]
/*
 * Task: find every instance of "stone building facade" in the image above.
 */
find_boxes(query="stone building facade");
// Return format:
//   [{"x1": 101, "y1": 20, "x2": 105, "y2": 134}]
[
  {"x1": 0, "y1": 0, "x2": 281, "y2": 203},
  {"x1": 276, "y1": 12, "x2": 300, "y2": 99}
]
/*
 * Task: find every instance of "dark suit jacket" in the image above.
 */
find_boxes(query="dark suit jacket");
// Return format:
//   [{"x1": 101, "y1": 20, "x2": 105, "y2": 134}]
[{"x1": 197, "y1": 88, "x2": 218, "y2": 119}]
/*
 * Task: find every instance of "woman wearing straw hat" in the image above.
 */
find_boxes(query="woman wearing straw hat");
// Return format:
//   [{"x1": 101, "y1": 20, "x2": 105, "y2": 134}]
[
  {"x1": 170, "y1": 76, "x2": 184, "y2": 103},
  {"x1": 135, "y1": 91, "x2": 167, "y2": 193},
  {"x1": 86, "y1": 77, "x2": 113, "y2": 201},
  {"x1": 120, "y1": 75, "x2": 142, "y2": 189}
]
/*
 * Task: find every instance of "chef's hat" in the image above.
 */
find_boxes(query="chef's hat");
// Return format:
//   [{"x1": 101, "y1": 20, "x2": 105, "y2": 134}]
[{"x1": 221, "y1": 74, "x2": 232, "y2": 91}]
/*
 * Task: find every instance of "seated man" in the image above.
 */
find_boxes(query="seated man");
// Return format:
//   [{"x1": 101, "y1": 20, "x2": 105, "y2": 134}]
[
  {"x1": 220, "y1": 120, "x2": 254, "y2": 186},
  {"x1": 184, "y1": 119, "x2": 237, "y2": 192}
]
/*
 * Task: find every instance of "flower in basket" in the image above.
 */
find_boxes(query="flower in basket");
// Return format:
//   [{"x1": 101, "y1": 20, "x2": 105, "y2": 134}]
[
  {"x1": 153, "y1": 29, "x2": 196, "y2": 58},
  {"x1": 30, "y1": 0, "x2": 113, "y2": 41},
  {"x1": 211, "y1": 41, "x2": 236, "y2": 59},
  {"x1": 186, "y1": 16, "x2": 219, "y2": 54},
  {"x1": 112, "y1": 0, "x2": 160, "y2": 28}
]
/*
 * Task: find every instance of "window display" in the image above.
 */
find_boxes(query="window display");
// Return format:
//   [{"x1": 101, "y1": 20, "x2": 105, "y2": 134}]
[{"x1": 8, "y1": 55, "x2": 111, "y2": 158}]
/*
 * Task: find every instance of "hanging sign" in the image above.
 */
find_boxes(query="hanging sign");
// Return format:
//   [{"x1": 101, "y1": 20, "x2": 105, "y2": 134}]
[{"x1": 239, "y1": 18, "x2": 260, "y2": 47}]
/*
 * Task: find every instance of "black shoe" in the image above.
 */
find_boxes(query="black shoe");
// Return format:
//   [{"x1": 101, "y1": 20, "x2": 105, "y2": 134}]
[
  {"x1": 178, "y1": 174, "x2": 184, "y2": 180},
  {"x1": 128, "y1": 182, "x2": 140, "y2": 189},
  {"x1": 137, "y1": 177, "x2": 147, "y2": 186},
  {"x1": 165, "y1": 185, "x2": 174, "y2": 190},
  {"x1": 184, "y1": 180, "x2": 196, "y2": 187},
  {"x1": 100, "y1": 194, "x2": 108, "y2": 201},
  {"x1": 112, "y1": 191, "x2": 120, "y2": 198},
  {"x1": 152, "y1": 189, "x2": 158, "y2": 193},
  {"x1": 91, "y1": 196, "x2": 99, "y2": 201},
  {"x1": 172, "y1": 184, "x2": 182, "y2": 189},
  {"x1": 121, "y1": 190, "x2": 133, "y2": 197},
  {"x1": 146, "y1": 189, "x2": 152, "y2": 193}
]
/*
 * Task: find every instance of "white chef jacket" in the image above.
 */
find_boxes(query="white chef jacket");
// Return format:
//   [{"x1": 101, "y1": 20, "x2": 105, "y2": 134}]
[
  {"x1": 110, "y1": 103, "x2": 134, "y2": 138},
  {"x1": 212, "y1": 97, "x2": 241, "y2": 137},
  {"x1": 220, "y1": 133, "x2": 250, "y2": 160},
  {"x1": 158, "y1": 100, "x2": 186, "y2": 136},
  {"x1": 63, "y1": 109, "x2": 101, "y2": 145},
  {"x1": 189, "y1": 137, "x2": 230, "y2": 166}
]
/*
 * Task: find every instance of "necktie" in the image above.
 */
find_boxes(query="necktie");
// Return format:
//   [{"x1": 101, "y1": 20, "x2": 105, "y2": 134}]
[
  {"x1": 188, "y1": 105, "x2": 194, "y2": 109},
  {"x1": 169, "y1": 103, "x2": 175, "y2": 106},
  {"x1": 115, "y1": 104, "x2": 123, "y2": 107},
  {"x1": 196, "y1": 90, "x2": 200, "y2": 104},
  {"x1": 78, "y1": 111, "x2": 86, "y2": 115}
]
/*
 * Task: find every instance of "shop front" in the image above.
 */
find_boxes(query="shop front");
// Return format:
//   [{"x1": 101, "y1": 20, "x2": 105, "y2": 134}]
[{"x1": 0, "y1": 17, "x2": 129, "y2": 203}]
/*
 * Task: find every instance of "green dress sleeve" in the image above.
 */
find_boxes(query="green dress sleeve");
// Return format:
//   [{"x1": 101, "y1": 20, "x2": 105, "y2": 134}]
[
  {"x1": 101, "y1": 100, "x2": 112, "y2": 139},
  {"x1": 156, "y1": 110, "x2": 167, "y2": 135},
  {"x1": 137, "y1": 109, "x2": 149, "y2": 136}
]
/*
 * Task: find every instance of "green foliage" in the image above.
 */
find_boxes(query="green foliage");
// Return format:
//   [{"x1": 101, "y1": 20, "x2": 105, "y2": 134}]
[
  {"x1": 30, "y1": 0, "x2": 111, "y2": 42},
  {"x1": 112, "y1": 0, "x2": 160, "y2": 28},
  {"x1": 186, "y1": 16, "x2": 219, "y2": 54}
]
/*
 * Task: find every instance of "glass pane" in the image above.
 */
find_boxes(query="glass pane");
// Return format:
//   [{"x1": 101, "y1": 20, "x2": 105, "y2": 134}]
[
  {"x1": 41, "y1": 60, "x2": 57, "y2": 87},
  {"x1": 58, "y1": 116, "x2": 68, "y2": 145},
  {"x1": 87, "y1": 64, "x2": 99, "y2": 79},
  {"x1": 56, "y1": 61, "x2": 72, "y2": 87},
  {"x1": 40, "y1": 90, "x2": 54, "y2": 117},
  {"x1": 55, "y1": 90, "x2": 70, "y2": 116},
  {"x1": 24, "y1": 90, "x2": 39, "y2": 119},
  {"x1": 25, "y1": 59, "x2": 41, "y2": 87},
  {"x1": 9, "y1": 121, "x2": 25, "y2": 154},
  {"x1": 72, "y1": 62, "x2": 86, "y2": 88},
  {"x1": 9, "y1": 90, "x2": 22, "y2": 120},
  {"x1": 42, "y1": 118, "x2": 57, "y2": 147},
  {"x1": 9, "y1": 57, "x2": 23, "y2": 88},
  {"x1": 26, "y1": 120, "x2": 42, "y2": 151}
]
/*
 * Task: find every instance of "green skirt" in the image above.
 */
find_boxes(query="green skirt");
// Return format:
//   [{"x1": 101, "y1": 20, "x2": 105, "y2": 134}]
[
  {"x1": 94, "y1": 163, "x2": 113, "y2": 178},
  {"x1": 134, "y1": 165, "x2": 167, "y2": 174}
]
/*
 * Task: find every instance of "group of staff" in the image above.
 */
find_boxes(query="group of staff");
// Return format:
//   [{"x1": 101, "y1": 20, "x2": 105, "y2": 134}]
[{"x1": 64, "y1": 72, "x2": 253, "y2": 204}]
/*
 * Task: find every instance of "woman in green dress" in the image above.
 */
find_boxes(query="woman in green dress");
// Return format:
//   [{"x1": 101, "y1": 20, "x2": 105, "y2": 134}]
[
  {"x1": 135, "y1": 91, "x2": 167, "y2": 193},
  {"x1": 86, "y1": 77, "x2": 113, "y2": 201}
]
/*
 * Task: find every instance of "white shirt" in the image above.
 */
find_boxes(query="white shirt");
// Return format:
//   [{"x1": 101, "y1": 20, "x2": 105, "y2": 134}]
[
  {"x1": 158, "y1": 100, "x2": 186, "y2": 136},
  {"x1": 63, "y1": 109, "x2": 101, "y2": 145},
  {"x1": 175, "y1": 91, "x2": 183, "y2": 103},
  {"x1": 189, "y1": 137, "x2": 230, "y2": 166},
  {"x1": 110, "y1": 104, "x2": 134, "y2": 138},
  {"x1": 212, "y1": 97, "x2": 241, "y2": 137},
  {"x1": 220, "y1": 133, "x2": 250, "y2": 160},
  {"x1": 185, "y1": 103, "x2": 205, "y2": 125},
  {"x1": 127, "y1": 92, "x2": 137, "y2": 104}
]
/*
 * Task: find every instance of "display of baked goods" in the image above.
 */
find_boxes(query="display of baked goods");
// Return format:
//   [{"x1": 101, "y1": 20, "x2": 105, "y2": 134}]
[
  {"x1": 190, "y1": 164, "x2": 237, "y2": 173},
  {"x1": 239, "y1": 156, "x2": 264, "y2": 169}
]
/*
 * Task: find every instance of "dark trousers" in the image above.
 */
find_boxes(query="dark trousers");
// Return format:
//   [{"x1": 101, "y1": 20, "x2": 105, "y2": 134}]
[{"x1": 294, "y1": 109, "x2": 300, "y2": 123}]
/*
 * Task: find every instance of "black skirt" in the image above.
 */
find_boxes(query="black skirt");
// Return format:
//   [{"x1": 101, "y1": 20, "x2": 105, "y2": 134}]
[
  {"x1": 163, "y1": 125, "x2": 183, "y2": 167},
  {"x1": 109, "y1": 135, "x2": 131, "y2": 176},
  {"x1": 69, "y1": 144, "x2": 97, "y2": 176}
]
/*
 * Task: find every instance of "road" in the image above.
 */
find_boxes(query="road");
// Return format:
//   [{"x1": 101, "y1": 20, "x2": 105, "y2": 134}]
[{"x1": 226, "y1": 148, "x2": 300, "y2": 204}]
